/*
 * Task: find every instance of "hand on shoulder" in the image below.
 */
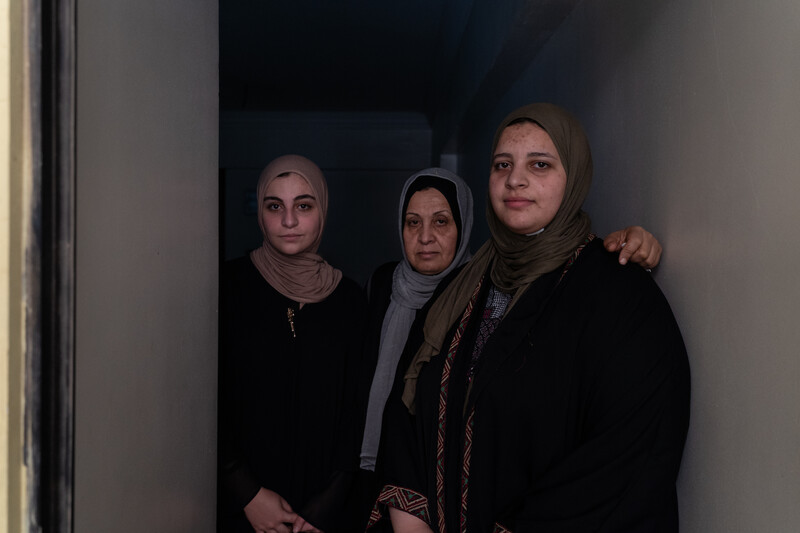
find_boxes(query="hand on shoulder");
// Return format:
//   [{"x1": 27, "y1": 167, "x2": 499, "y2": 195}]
[{"x1": 603, "y1": 226, "x2": 662, "y2": 269}]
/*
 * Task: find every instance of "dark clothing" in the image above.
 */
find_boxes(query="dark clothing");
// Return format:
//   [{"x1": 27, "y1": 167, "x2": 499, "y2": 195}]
[
  {"x1": 348, "y1": 261, "x2": 414, "y2": 532},
  {"x1": 358, "y1": 261, "x2": 443, "y2": 415},
  {"x1": 360, "y1": 261, "x2": 461, "y2": 408},
  {"x1": 377, "y1": 240, "x2": 690, "y2": 532},
  {"x1": 218, "y1": 256, "x2": 367, "y2": 533},
  {"x1": 359, "y1": 261, "x2": 400, "y2": 411},
  {"x1": 347, "y1": 261, "x2": 459, "y2": 532}
]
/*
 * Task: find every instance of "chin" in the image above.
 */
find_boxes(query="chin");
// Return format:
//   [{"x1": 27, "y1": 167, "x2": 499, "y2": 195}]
[
  {"x1": 516, "y1": 226, "x2": 544, "y2": 235},
  {"x1": 421, "y1": 264, "x2": 449, "y2": 276},
  {"x1": 410, "y1": 263, "x2": 438, "y2": 276},
  {"x1": 276, "y1": 243, "x2": 311, "y2": 256},
  {"x1": 503, "y1": 218, "x2": 545, "y2": 235}
]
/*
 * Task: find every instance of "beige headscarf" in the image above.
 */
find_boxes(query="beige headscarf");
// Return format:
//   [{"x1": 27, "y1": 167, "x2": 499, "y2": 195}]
[
  {"x1": 250, "y1": 154, "x2": 342, "y2": 303},
  {"x1": 402, "y1": 103, "x2": 593, "y2": 410}
]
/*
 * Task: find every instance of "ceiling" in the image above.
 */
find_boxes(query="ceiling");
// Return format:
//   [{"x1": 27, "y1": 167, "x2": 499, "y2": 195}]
[{"x1": 220, "y1": 0, "x2": 451, "y2": 116}]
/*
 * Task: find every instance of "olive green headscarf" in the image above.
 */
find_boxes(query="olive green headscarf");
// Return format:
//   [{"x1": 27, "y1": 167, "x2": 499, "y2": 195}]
[{"x1": 402, "y1": 103, "x2": 593, "y2": 411}]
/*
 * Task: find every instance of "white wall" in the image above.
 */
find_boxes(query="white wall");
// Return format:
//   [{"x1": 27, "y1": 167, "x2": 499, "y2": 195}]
[
  {"x1": 452, "y1": 0, "x2": 800, "y2": 530},
  {"x1": 75, "y1": 1, "x2": 218, "y2": 531}
]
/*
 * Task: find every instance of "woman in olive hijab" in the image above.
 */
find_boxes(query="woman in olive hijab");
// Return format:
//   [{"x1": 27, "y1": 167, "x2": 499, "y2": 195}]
[{"x1": 373, "y1": 104, "x2": 690, "y2": 533}]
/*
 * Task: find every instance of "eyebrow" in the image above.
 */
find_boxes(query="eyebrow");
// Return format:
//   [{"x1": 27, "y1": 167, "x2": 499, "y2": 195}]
[
  {"x1": 405, "y1": 209, "x2": 452, "y2": 217},
  {"x1": 263, "y1": 194, "x2": 316, "y2": 202},
  {"x1": 493, "y1": 151, "x2": 557, "y2": 160}
]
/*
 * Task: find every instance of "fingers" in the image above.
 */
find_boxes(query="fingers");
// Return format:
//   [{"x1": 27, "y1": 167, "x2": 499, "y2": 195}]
[
  {"x1": 276, "y1": 497, "x2": 297, "y2": 524},
  {"x1": 622, "y1": 235, "x2": 662, "y2": 269},
  {"x1": 637, "y1": 240, "x2": 662, "y2": 270},
  {"x1": 264, "y1": 523, "x2": 292, "y2": 533},
  {"x1": 651, "y1": 243, "x2": 663, "y2": 268},
  {"x1": 280, "y1": 509, "x2": 298, "y2": 525},
  {"x1": 280, "y1": 496, "x2": 294, "y2": 513},
  {"x1": 605, "y1": 226, "x2": 663, "y2": 268},
  {"x1": 623, "y1": 226, "x2": 662, "y2": 269},
  {"x1": 602, "y1": 229, "x2": 626, "y2": 252},
  {"x1": 617, "y1": 226, "x2": 646, "y2": 265},
  {"x1": 293, "y1": 516, "x2": 323, "y2": 533},
  {"x1": 617, "y1": 240, "x2": 635, "y2": 265}
]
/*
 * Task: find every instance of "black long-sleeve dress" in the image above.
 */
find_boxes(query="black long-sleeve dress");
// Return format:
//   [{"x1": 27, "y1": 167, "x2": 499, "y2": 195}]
[
  {"x1": 345, "y1": 261, "x2": 429, "y2": 532},
  {"x1": 218, "y1": 256, "x2": 367, "y2": 533},
  {"x1": 375, "y1": 239, "x2": 690, "y2": 532},
  {"x1": 348, "y1": 261, "x2": 468, "y2": 532}
]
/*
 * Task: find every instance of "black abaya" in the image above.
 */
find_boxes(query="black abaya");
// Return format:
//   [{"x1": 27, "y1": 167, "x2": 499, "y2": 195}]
[
  {"x1": 376, "y1": 240, "x2": 690, "y2": 532},
  {"x1": 218, "y1": 256, "x2": 367, "y2": 532}
]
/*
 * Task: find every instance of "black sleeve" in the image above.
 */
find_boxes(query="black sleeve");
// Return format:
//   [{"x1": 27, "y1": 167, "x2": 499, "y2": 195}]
[
  {"x1": 217, "y1": 259, "x2": 262, "y2": 511},
  {"x1": 299, "y1": 280, "x2": 369, "y2": 533},
  {"x1": 508, "y1": 267, "x2": 690, "y2": 532},
  {"x1": 369, "y1": 371, "x2": 433, "y2": 527},
  {"x1": 370, "y1": 291, "x2": 457, "y2": 527},
  {"x1": 367, "y1": 264, "x2": 467, "y2": 528}
]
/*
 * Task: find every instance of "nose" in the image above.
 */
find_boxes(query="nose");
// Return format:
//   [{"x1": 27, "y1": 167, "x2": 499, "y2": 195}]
[
  {"x1": 506, "y1": 164, "x2": 529, "y2": 189},
  {"x1": 282, "y1": 208, "x2": 298, "y2": 228},
  {"x1": 419, "y1": 222, "x2": 434, "y2": 244}
]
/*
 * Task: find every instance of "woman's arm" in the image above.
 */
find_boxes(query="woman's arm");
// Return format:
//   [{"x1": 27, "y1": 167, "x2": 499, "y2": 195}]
[
  {"x1": 366, "y1": 339, "x2": 434, "y2": 529},
  {"x1": 390, "y1": 508, "x2": 434, "y2": 533},
  {"x1": 505, "y1": 267, "x2": 690, "y2": 531}
]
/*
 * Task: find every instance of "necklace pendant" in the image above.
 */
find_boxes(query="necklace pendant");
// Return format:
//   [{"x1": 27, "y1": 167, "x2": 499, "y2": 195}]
[{"x1": 287, "y1": 308, "x2": 297, "y2": 338}]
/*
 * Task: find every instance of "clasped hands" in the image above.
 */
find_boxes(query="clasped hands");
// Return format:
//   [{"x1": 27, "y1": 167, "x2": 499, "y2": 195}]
[{"x1": 244, "y1": 487, "x2": 322, "y2": 533}]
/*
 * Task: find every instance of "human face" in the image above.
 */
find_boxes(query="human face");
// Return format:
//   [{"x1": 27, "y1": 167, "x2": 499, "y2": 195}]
[
  {"x1": 261, "y1": 173, "x2": 321, "y2": 255},
  {"x1": 402, "y1": 188, "x2": 459, "y2": 275},
  {"x1": 489, "y1": 121, "x2": 567, "y2": 235}
]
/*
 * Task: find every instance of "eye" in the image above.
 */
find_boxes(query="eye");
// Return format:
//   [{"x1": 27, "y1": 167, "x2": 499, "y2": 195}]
[
  {"x1": 532, "y1": 161, "x2": 550, "y2": 169},
  {"x1": 434, "y1": 217, "x2": 449, "y2": 226},
  {"x1": 493, "y1": 161, "x2": 511, "y2": 170},
  {"x1": 265, "y1": 201, "x2": 282, "y2": 211},
  {"x1": 297, "y1": 202, "x2": 314, "y2": 211},
  {"x1": 405, "y1": 217, "x2": 420, "y2": 227}
]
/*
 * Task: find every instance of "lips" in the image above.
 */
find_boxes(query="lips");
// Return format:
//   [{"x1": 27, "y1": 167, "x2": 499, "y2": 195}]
[{"x1": 504, "y1": 197, "x2": 534, "y2": 209}]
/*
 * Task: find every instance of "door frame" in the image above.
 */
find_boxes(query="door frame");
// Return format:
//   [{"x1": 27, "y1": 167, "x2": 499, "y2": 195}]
[{"x1": 26, "y1": 0, "x2": 76, "y2": 531}]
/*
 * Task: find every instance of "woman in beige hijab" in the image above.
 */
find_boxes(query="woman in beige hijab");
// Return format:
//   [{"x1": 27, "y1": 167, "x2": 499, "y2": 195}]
[{"x1": 218, "y1": 155, "x2": 366, "y2": 533}]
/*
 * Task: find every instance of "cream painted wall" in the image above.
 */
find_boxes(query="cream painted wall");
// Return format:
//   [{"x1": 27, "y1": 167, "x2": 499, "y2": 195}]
[
  {"x1": 1, "y1": 1, "x2": 13, "y2": 528},
  {"x1": 1, "y1": 0, "x2": 27, "y2": 530},
  {"x1": 75, "y1": 1, "x2": 218, "y2": 531},
  {"x1": 455, "y1": 0, "x2": 800, "y2": 530}
]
